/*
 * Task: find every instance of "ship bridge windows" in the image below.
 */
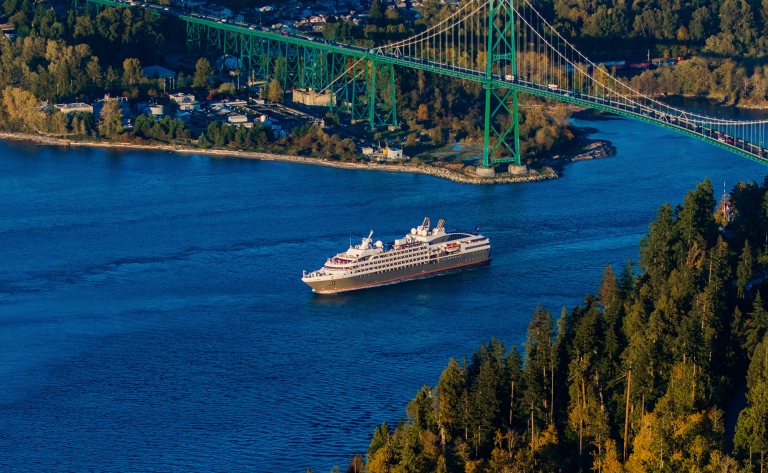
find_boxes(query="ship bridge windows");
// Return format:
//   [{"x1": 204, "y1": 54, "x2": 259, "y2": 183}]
[
  {"x1": 432, "y1": 233, "x2": 471, "y2": 243},
  {"x1": 447, "y1": 233, "x2": 471, "y2": 241}
]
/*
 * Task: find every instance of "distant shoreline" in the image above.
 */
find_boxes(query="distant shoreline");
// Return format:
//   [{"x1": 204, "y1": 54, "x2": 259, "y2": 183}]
[{"x1": 0, "y1": 131, "x2": 610, "y2": 185}]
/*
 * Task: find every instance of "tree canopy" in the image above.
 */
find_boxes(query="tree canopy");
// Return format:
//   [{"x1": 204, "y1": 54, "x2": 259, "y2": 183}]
[{"x1": 341, "y1": 177, "x2": 768, "y2": 473}]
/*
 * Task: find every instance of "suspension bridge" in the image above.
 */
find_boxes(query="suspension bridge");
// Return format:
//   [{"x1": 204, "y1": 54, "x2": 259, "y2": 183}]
[{"x1": 87, "y1": 0, "x2": 768, "y2": 173}]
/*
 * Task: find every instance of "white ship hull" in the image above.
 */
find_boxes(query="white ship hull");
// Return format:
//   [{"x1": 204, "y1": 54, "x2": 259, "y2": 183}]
[
  {"x1": 304, "y1": 248, "x2": 490, "y2": 293},
  {"x1": 302, "y1": 218, "x2": 491, "y2": 294}
]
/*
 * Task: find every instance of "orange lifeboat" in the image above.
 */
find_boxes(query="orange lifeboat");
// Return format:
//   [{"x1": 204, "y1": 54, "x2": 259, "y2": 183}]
[{"x1": 445, "y1": 242, "x2": 460, "y2": 254}]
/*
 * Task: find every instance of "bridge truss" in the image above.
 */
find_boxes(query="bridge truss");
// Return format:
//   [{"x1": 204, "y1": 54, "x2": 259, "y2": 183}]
[{"x1": 86, "y1": 0, "x2": 768, "y2": 170}]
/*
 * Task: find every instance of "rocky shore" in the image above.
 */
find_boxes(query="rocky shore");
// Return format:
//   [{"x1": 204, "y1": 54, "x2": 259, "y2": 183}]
[
  {"x1": 0, "y1": 130, "x2": 612, "y2": 185},
  {"x1": 568, "y1": 139, "x2": 617, "y2": 161},
  {"x1": 543, "y1": 125, "x2": 617, "y2": 169}
]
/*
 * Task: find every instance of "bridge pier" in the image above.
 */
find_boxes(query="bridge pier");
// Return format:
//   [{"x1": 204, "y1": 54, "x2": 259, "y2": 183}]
[{"x1": 475, "y1": 167, "x2": 496, "y2": 178}]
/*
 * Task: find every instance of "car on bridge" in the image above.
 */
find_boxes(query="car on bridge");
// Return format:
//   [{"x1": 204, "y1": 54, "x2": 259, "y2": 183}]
[{"x1": 717, "y1": 134, "x2": 734, "y2": 144}]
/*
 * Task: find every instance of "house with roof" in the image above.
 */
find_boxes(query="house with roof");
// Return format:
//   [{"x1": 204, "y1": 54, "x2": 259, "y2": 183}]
[
  {"x1": 169, "y1": 92, "x2": 199, "y2": 111},
  {"x1": 55, "y1": 103, "x2": 93, "y2": 115}
]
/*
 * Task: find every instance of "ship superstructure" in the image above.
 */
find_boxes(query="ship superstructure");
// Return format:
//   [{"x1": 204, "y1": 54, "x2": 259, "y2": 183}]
[{"x1": 302, "y1": 218, "x2": 491, "y2": 293}]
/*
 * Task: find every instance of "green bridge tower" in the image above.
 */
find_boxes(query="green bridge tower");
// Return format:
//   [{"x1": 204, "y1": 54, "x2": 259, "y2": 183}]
[{"x1": 481, "y1": 0, "x2": 522, "y2": 174}]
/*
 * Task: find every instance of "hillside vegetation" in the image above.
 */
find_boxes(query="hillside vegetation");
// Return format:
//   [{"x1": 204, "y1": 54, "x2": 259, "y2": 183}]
[{"x1": 352, "y1": 179, "x2": 768, "y2": 473}]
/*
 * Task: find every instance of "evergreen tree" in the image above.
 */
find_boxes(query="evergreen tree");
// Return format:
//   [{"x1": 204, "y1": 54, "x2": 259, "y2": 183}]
[
  {"x1": 734, "y1": 333, "x2": 768, "y2": 472},
  {"x1": 506, "y1": 347, "x2": 524, "y2": 430},
  {"x1": 598, "y1": 265, "x2": 624, "y2": 372},
  {"x1": 406, "y1": 386, "x2": 434, "y2": 431},
  {"x1": 746, "y1": 292, "x2": 768, "y2": 357},
  {"x1": 550, "y1": 308, "x2": 569, "y2": 427},
  {"x1": 729, "y1": 181, "x2": 765, "y2": 248},
  {"x1": 521, "y1": 305, "x2": 555, "y2": 432},
  {"x1": 436, "y1": 358, "x2": 465, "y2": 450},
  {"x1": 674, "y1": 178, "x2": 717, "y2": 255},
  {"x1": 738, "y1": 240, "x2": 754, "y2": 298},
  {"x1": 367, "y1": 422, "x2": 391, "y2": 464},
  {"x1": 470, "y1": 352, "x2": 502, "y2": 455},
  {"x1": 619, "y1": 257, "x2": 635, "y2": 300},
  {"x1": 567, "y1": 352, "x2": 591, "y2": 469},
  {"x1": 639, "y1": 203, "x2": 676, "y2": 287},
  {"x1": 356, "y1": 178, "x2": 768, "y2": 473}
]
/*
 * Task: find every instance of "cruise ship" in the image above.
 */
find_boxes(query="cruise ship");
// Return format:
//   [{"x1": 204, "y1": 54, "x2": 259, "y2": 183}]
[{"x1": 302, "y1": 218, "x2": 491, "y2": 293}]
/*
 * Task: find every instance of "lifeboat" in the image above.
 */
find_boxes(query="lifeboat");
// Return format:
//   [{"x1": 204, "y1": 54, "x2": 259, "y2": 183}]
[{"x1": 445, "y1": 242, "x2": 460, "y2": 253}]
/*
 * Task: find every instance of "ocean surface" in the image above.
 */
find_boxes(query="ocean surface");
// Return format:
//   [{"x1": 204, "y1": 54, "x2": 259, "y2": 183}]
[{"x1": 0, "y1": 117, "x2": 765, "y2": 472}]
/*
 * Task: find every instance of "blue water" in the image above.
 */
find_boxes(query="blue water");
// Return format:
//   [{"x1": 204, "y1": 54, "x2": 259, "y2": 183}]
[{"x1": 0, "y1": 118, "x2": 765, "y2": 472}]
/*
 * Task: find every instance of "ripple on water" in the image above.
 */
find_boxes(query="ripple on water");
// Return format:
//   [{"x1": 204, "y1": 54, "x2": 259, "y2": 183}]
[{"x1": 0, "y1": 119, "x2": 766, "y2": 472}]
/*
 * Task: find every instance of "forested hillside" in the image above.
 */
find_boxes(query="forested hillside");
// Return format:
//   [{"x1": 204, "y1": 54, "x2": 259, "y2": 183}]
[{"x1": 357, "y1": 179, "x2": 768, "y2": 473}]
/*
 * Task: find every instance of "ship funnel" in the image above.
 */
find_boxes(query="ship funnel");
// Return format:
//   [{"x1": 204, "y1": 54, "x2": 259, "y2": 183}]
[{"x1": 420, "y1": 217, "x2": 430, "y2": 231}]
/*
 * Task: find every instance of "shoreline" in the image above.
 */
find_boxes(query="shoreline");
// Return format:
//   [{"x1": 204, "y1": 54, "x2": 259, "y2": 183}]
[{"x1": 0, "y1": 130, "x2": 612, "y2": 185}]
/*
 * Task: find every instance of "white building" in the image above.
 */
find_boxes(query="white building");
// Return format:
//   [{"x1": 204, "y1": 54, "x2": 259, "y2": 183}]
[
  {"x1": 169, "y1": 92, "x2": 199, "y2": 111},
  {"x1": 386, "y1": 147, "x2": 403, "y2": 160},
  {"x1": 227, "y1": 114, "x2": 249, "y2": 124},
  {"x1": 55, "y1": 103, "x2": 93, "y2": 114}
]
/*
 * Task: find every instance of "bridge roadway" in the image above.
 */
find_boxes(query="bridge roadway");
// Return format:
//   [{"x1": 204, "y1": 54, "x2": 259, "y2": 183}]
[{"x1": 87, "y1": 0, "x2": 768, "y2": 166}]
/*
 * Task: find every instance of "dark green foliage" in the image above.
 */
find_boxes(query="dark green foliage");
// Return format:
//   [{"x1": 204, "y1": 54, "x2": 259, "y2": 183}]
[
  {"x1": 367, "y1": 422, "x2": 391, "y2": 464},
  {"x1": 360, "y1": 178, "x2": 768, "y2": 473},
  {"x1": 737, "y1": 241, "x2": 754, "y2": 298},
  {"x1": 199, "y1": 120, "x2": 274, "y2": 150},
  {"x1": 746, "y1": 292, "x2": 768, "y2": 357},
  {"x1": 521, "y1": 305, "x2": 555, "y2": 430},
  {"x1": 734, "y1": 333, "x2": 768, "y2": 471},
  {"x1": 367, "y1": 0, "x2": 385, "y2": 25},
  {"x1": 132, "y1": 114, "x2": 191, "y2": 143}
]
